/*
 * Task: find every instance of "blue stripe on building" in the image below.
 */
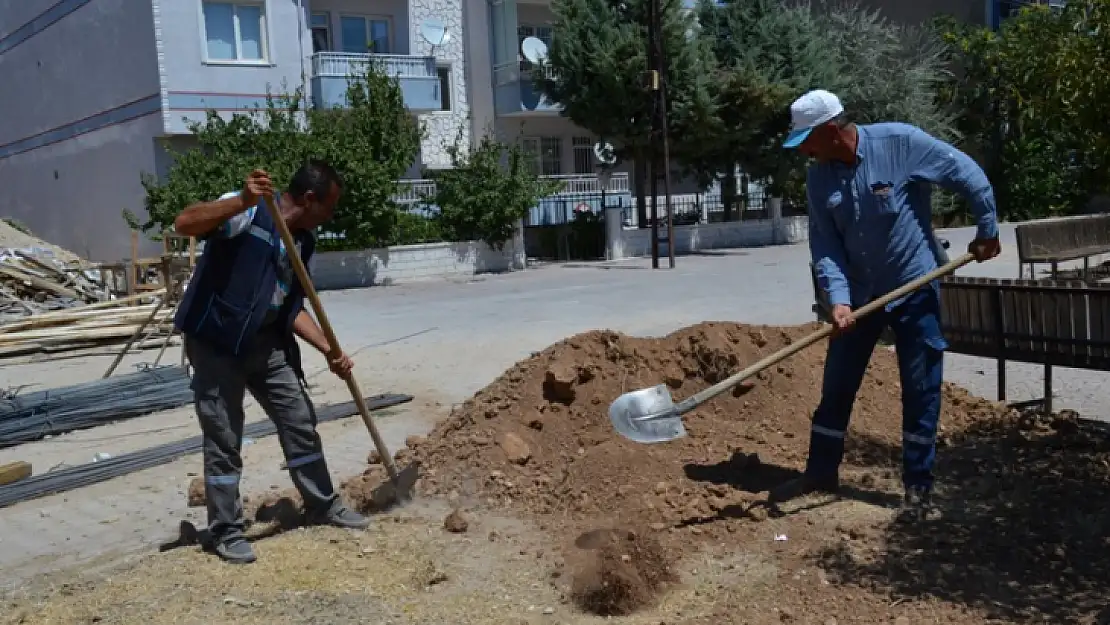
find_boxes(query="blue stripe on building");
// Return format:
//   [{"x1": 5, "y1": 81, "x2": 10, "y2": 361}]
[
  {"x1": 0, "y1": 0, "x2": 94, "y2": 56},
  {"x1": 166, "y1": 93, "x2": 301, "y2": 111},
  {"x1": 0, "y1": 93, "x2": 162, "y2": 160}
]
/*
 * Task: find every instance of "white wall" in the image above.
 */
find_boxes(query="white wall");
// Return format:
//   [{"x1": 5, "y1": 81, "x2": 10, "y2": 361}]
[
  {"x1": 617, "y1": 217, "x2": 809, "y2": 259},
  {"x1": 311, "y1": 237, "x2": 526, "y2": 289}
]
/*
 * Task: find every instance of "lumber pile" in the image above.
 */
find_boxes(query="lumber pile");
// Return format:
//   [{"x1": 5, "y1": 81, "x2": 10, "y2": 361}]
[
  {"x1": 0, "y1": 290, "x2": 176, "y2": 360},
  {"x1": 0, "y1": 247, "x2": 107, "y2": 321}
]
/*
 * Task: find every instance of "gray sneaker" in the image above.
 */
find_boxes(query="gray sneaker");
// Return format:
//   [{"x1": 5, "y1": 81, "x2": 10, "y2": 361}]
[
  {"x1": 213, "y1": 537, "x2": 257, "y2": 564},
  {"x1": 308, "y1": 503, "x2": 371, "y2": 530}
]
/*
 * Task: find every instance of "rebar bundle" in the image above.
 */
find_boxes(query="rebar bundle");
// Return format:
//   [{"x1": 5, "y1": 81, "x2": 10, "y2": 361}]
[
  {"x1": 0, "y1": 392, "x2": 412, "y2": 509},
  {"x1": 0, "y1": 365, "x2": 192, "y2": 448}
]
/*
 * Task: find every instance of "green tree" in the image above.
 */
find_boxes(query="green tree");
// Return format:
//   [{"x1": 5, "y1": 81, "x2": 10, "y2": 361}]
[
  {"x1": 691, "y1": 0, "x2": 838, "y2": 213},
  {"x1": 539, "y1": 0, "x2": 716, "y2": 226},
  {"x1": 936, "y1": 0, "x2": 1110, "y2": 221},
  {"x1": 426, "y1": 130, "x2": 563, "y2": 249},
  {"x1": 135, "y1": 60, "x2": 423, "y2": 248},
  {"x1": 692, "y1": 0, "x2": 956, "y2": 211}
]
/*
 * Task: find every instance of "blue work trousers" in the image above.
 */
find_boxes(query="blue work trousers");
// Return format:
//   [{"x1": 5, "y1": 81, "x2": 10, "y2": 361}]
[{"x1": 806, "y1": 287, "x2": 947, "y2": 491}]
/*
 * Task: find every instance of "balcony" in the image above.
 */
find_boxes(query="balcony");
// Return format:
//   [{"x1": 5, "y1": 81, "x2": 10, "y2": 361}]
[
  {"x1": 310, "y1": 52, "x2": 441, "y2": 113},
  {"x1": 493, "y1": 61, "x2": 561, "y2": 116}
]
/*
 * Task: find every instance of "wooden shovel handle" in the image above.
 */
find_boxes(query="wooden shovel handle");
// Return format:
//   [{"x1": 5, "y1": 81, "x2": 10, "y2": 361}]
[
  {"x1": 262, "y1": 193, "x2": 400, "y2": 482},
  {"x1": 672, "y1": 253, "x2": 976, "y2": 416}
]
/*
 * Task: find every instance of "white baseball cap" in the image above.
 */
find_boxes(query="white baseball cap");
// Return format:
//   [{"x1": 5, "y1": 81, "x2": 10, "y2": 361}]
[{"x1": 782, "y1": 89, "x2": 844, "y2": 148}]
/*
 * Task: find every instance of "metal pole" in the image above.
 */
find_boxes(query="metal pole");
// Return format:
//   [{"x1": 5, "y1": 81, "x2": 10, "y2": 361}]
[
  {"x1": 658, "y1": 0, "x2": 675, "y2": 269},
  {"x1": 646, "y1": 0, "x2": 659, "y2": 269}
]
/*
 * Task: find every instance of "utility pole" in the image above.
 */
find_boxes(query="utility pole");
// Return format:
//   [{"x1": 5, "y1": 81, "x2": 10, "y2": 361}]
[
  {"x1": 646, "y1": 0, "x2": 659, "y2": 269},
  {"x1": 645, "y1": 0, "x2": 675, "y2": 269},
  {"x1": 657, "y1": 0, "x2": 675, "y2": 269}
]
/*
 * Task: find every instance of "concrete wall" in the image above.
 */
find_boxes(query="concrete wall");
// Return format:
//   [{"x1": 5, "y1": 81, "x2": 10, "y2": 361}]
[
  {"x1": 158, "y1": 0, "x2": 309, "y2": 133},
  {"x1": 410, "y1": 0, "x2": 471, "y2": 167},
  {"x1": 463, "y1": 0, "x2": 495, "y2": 142},
  {"x1": 615, "y1": 217, "x2": 809, "y2": 259},
  {"x1": 0, "y1": 0, "x2": 164, "y2": 261},
  {"x1": 311, "y1": 236, "x2": 527, "y2": 289}
]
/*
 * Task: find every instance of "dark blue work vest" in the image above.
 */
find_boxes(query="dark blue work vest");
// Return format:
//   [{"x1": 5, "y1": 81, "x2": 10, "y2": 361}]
[{"x1": 174, "y1": 198, "x2": 315, "y2": 361}]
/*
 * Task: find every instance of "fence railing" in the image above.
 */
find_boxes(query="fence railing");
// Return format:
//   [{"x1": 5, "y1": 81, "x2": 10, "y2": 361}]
[
  {"x1": 311, "y1": 52, "x2": 436, "y2": 79},
  {"x1": 493, "y1": 60, "x2": 557, "y2": 86},
  {"x1": 389, "y1": 176, "x2": 805, "y2": 227}
]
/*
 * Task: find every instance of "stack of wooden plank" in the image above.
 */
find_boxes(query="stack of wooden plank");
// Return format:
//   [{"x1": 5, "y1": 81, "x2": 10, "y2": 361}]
[
  {"x1": 0, "y1": 247, "x2": 107, "y2": 321},
  {"x1": 0, "y1": 290, "x2": 174, "y2": 359}
]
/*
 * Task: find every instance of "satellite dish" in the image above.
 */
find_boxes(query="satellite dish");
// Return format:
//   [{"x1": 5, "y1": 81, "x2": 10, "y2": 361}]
[
  {"x1": 521, "y1": 36, "x2": 548, "y2": 64},
  {"x1": 593, "y1": 141, "x2": 617, "y2": 166},
  {"x1": 420, "y1": 18, "x2": 451, "y2": 47}
]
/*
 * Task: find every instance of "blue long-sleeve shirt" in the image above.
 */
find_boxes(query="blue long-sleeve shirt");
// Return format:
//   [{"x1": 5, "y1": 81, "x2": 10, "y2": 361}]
[{"x1": 807, "y1": 122, "x2": 999, "y2": 310}]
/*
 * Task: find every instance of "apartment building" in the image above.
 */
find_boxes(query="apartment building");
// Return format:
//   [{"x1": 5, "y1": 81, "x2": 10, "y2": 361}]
[
  {"x1": 0, "y1": 0, "x2": 467, "y2": 261},
  {"x1": 0, "y1": 0, "x2": 1055, "y2": 261}
]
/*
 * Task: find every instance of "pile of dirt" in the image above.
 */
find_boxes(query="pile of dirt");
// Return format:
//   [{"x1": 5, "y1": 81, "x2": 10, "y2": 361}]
[
  {"x1": 379, "y1": 323, "x2": 1004, "y2": 530},
  {"x1": 336, "y1": 321, "x2": 1013, "y2": 616}
]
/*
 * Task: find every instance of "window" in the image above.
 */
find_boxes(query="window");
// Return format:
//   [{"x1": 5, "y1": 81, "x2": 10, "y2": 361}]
[
  {"x1": 202, "y1": 1, "x2": 267, "y2": 62},
  {"x1": 436, "y1": 65, "x2": 452, "y2": 112},
  {"x1": 572, "y1": 136, "x2": 593, "y2": 174},
  {"x1": 340, "y1": 15, "x2": 390, "y2": 54},
  {"x1": 311, "y1": 12, "x2": 330, "y2": 53},
  {"x1": 521, "y1": 136, "x2": 563, "y2": 176}
]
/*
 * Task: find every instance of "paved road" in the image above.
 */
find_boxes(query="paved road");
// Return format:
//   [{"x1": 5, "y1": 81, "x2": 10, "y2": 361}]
[{"x1": 1, "y1": 222, "x2": 1105, "y2": 589}]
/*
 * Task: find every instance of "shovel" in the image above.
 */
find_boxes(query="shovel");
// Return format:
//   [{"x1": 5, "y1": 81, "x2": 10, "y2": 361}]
[
  {"x1": 262, "y1": 192, "x2": 418, "y2": 510},
  {"x1": 609, "y1": 253, "x2": 976, "y2": 444}
]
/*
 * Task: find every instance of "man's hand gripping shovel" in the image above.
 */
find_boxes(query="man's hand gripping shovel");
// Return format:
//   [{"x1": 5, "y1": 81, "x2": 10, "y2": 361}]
[
  {"x1": 608, "y1": 254, "x2": 976, "y2": 444},
  {"x1": 263, "y1": 193, "x2": 418, "y2": 510}
]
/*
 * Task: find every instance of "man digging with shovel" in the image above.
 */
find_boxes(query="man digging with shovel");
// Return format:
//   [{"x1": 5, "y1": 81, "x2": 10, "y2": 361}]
[
  {"x1": 769, "y1": 89, "x2": 1002, "y2": 521},
  {"x1": 173, "y1": 161, "x2": 370, "y2": 564}
]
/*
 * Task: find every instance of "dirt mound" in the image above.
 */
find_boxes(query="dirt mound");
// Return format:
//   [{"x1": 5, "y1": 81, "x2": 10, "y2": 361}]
[
  {"x1": 567, "y1": 526, "x2": 676, "y2": 615},
  {"x1": 398, "y1": 323, "x2": 1003, "y2": 528}
]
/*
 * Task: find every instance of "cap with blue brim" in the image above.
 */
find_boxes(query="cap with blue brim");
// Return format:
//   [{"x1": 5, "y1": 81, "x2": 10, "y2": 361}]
[{"x1": 782, "y1": 89, "x2": 844, "y2": 149}]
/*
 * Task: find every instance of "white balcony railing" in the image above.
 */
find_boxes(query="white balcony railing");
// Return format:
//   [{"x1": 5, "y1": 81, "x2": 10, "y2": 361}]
[
  {"x1": 395, "y1": 173, "x2": 629, "y2": 205},
  {"x1": 311, "y1": 52, "x2": 436, "y2": 79},
  {"x1": 493, "y1": 60, "x2": 557, "y2": 87}
]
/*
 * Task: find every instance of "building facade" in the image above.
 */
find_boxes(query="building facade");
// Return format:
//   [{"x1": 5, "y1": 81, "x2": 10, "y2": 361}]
[
  {"x1": 0, "y1": 0, "x2": 470, "y2": 260},
  {"x1": 0, "y1": 0, "x2": 1059, "y2": 261}
]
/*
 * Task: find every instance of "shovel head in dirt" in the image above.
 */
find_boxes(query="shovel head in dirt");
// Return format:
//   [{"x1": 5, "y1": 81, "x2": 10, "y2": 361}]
[
  {"x1": 608, "y1": 384, "x2": 688, "y2": 444},
  {"x1": 367, "y1": 460, "x2": 421, "y2": 511}
]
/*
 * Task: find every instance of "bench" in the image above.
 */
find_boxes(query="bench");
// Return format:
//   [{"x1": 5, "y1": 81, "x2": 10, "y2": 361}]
[
  {"x1": 939, "y1": 276, "x2": 1110, "y2": 413},
  {"x1": 1014, "y1": 214, "x2": 1110, "y2": 280}
]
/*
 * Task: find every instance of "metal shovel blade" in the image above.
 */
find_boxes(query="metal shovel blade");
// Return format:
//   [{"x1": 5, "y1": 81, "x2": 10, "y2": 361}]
[
  {"x1": 608, "y1": 384, "x2": 687, "y2": 444},
  {"x1": 373, "y1": 461, "x2": 421, "y2": 510}
]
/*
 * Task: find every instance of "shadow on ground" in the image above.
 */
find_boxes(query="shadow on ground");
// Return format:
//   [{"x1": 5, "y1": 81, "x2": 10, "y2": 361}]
[{"x1": 817, "y1": 410, "x2": 1110, "y2": 623}]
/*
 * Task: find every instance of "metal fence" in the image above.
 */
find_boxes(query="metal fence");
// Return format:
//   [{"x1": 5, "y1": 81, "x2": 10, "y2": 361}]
[{"x1": 320, "y1": 175, "x2": 808, "y2": 243}]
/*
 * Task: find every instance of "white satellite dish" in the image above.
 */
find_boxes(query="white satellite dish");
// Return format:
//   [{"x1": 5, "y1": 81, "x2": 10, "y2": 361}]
[
  {"x1": 521, "y1": 36, "x2": 548, "y2": 64},
  {"x1": 593, "y1": 141, "x2": 617, "y2": 166},
  {"x1": 420, "y1": 18, "x2": 451, "y2": 47}
]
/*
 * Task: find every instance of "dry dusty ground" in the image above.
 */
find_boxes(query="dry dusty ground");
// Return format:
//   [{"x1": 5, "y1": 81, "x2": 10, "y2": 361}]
[{"x1": 2, "y1": 491, "x2": 935, "y2": 625}]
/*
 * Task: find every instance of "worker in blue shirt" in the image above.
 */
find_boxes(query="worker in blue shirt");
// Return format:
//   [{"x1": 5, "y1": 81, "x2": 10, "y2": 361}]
[
  {"x1": 174, "y1": 162, "x2": 370, "y2": 564},
  {"x1": 769, "y1": 89, "x2": 1001, "y2": 522}
]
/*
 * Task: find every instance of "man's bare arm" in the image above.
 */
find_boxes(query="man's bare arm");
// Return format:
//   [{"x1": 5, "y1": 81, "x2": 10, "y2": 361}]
[
  {"x1": 174, "y1": 168, "x2": 272, "y2": 237},
  {"x1": 174, "y1": 194, "x2": 251, "y2": 237},
  {"x1": 292, "y1": 310, "x2": 332, "y2": 355}
]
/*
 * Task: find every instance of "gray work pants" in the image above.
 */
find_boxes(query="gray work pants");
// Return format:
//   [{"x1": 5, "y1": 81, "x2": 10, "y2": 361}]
[{"x1": 186, "y1": 330, "x2": 339, "y2": 542}]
